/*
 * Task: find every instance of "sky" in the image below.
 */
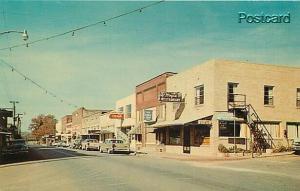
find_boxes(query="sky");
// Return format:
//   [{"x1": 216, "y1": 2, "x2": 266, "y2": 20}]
[{"x1": 0, "y1": 1, "x2": 300, "y2": 132}]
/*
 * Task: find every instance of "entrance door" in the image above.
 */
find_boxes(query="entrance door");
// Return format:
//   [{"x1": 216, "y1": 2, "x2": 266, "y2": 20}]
[{"x1": 183, "y1": 126, "x2": 191, "y2": 154}]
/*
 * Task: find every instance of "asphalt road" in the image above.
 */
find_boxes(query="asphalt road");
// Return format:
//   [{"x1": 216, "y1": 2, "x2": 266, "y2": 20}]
[{"x1": 0, "y1": 146, "x2": 299, "y2": 191}]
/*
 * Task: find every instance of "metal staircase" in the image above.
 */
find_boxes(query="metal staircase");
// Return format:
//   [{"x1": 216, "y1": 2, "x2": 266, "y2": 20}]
[{"x1": 228, "y1": 94, "x2": 275, "y2": 153}]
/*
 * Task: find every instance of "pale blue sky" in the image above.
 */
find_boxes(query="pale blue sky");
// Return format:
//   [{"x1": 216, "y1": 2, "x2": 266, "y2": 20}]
[{"x1": 0, "y1": 1, "x2": 299, "y2": 132}]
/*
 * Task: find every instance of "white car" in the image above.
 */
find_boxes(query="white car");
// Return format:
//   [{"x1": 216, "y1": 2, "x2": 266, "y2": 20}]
[{"x1": 81, "y1": 139, "x2": 100, "y2": 151}]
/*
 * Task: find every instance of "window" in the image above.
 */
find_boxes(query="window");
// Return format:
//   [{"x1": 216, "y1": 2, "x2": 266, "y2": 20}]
[
  {"x1": 228, "y1": 83, "x2": 238, "y2": 102},
  {"x1": 264, "y1": 86, "x2": 274, "y2": 105},
  {"x1": 195, "y1": 85, "x2": 204, "y2": 105},
  {"x1": 169, "y1": 127, "x2": 181, "y2": 145},
  {"x1": 219, "y1": 121, "x2": 241, "y2": 137},
  {"x1": 194, "y1": 125, "x2": 210, "y2": 146},
  {"x1": 125, "y1": 104, "x2": 132, "y2": 118},
  {"x1": 287, "y1": 123, "x2": 300, "y2": 138},
  {"x1": 258, "y1": 122, "x2": 280, "y2": 138},
  {"x1": 297, "y1": 88, "x2": 300, "y2": 107},
  {"x1": 118, "y1": 107, "x2": 124, "y2": 113}
]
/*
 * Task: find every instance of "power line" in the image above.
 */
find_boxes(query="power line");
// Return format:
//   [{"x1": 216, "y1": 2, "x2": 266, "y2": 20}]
[
  {"x1": 0, "y1": 59, "x2": 78, "y2": 109},
  {"x1": 0, "y1": 1, "x2": 165, "y2": 51}
]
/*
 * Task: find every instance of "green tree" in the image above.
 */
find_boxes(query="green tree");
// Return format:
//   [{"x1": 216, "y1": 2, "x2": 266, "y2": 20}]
[{"x1": 29, "y1": 114, "x2": 57, "y2": 139}]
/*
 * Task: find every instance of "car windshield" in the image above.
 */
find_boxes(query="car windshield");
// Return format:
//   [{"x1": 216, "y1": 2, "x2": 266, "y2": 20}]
[{"x1": 109, "y1": 140, "x2": 123, "y2": 144}]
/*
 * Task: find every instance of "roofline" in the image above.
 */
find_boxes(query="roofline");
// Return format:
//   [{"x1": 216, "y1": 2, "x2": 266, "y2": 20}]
[{"x1": 136, "y1": 72, "x2": 177, "y2": 88}]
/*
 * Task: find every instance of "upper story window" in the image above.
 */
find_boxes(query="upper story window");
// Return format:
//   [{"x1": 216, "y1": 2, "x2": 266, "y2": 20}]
[
  {"x1": 125, "y1": 104, "x2": 132, "y2": 118},
  {"x1": 228, "y1": 83, "x2": 238, "y2": 102},
  {"x1": 118, "y1": 107, "x2": 124, "y2": 113},
  {"x1": 195, "y1": 85, "x2": 204, "y2": 105},
  {"x1": 264, "y1": 86, "x2": 274, "y2": 106},
  {"x1": 297, "y1": 88, "x2": 300, "y2": 107}
]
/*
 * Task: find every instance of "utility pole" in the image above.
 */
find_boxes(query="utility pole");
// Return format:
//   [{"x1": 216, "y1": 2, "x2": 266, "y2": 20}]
[{"x1": 9, "y1": 101, "x2": 19, "y2": 126}]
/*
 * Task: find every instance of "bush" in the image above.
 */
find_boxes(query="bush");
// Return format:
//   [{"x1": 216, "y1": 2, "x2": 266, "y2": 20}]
[
  {"x1": 218, "y1": 144, "x2": 229, "y2": 153},
  {"x1": 273, "y1": 145, "x2": 288, "y2": 153},
  {"x1": 228, "y1": 145, "x2": 245, "y2": 153}
]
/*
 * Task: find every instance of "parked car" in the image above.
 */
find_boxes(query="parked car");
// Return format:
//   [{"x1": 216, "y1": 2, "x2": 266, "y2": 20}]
[
  {"x1": 81, "y1": 139, "x2": 100, "y2": 151},
  {"x1": 70, "y1": 139, "x2": 82, "y2": 149},
  {"x1": 292, "y1": 138, "x2": 300, "y2": 154},
  {"x1": 99, "y1": 139, "x2": 130, "y2": 154},
  {"x1": 2, "y1": 139, "x2": 29, "y2": 156}
]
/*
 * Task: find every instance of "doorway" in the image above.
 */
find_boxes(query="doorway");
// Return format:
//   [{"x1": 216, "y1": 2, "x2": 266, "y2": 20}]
[{"x1": 183, "y1": 126, "x2": 191, "y2": 154}]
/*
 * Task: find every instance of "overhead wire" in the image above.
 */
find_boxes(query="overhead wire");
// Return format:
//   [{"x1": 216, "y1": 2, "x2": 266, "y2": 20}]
[
  {"x1": 0, "y1": 59, "x2": 78, "y2": 108},
  {"x1": 0, "y1": 0, "x2": 165, "y2": 51}
]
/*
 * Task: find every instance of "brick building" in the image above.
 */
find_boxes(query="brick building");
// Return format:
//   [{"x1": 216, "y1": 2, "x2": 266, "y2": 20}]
[{"x1": 135, "y1": 72, "x2": 176, "y2": 149}]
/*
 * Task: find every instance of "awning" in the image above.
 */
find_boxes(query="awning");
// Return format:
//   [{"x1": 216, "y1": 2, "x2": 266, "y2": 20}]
[
  {"x1": 149, "y1": 115, "x2": 202, "y2": 128},
  {"x1": 213, "y1": 112, "x2": 244, "y2": 121}
]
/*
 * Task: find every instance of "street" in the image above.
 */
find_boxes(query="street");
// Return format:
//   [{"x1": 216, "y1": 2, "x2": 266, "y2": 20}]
[{"x1": 0, "y1": 146, "x2": 300, "y2": 191}]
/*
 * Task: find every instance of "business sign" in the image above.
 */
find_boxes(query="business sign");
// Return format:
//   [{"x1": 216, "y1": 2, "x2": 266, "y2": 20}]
[
  {"x1": 109, "y1": 113, "x2": 124, "y2": 119},
  {"x1": 158, "y1": 92, "x2": 183, "y2": 102},
  {"x1": 144, "y1": 110, "x2": 153, "y2": 122},
  {"x1": 198, "y1": 120, "x2": 212, "y2": 125}
]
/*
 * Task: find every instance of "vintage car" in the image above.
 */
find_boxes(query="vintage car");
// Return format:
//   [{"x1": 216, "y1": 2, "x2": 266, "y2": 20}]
[
  {"x1": 81, "y1": 139, "x2": 100, "y2": 151},
  {"x1": 2, "y1": 139, "x2": 29, "y2": 156},
  {"x1": 99, "y1": 139, "x2": 130, "y2": 154}
]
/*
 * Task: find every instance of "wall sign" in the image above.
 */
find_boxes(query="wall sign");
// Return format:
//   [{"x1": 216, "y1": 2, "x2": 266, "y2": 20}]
[
  {"x1": 109, "y1": 113, "x2": 124, "y2": 119},
  {"x1": 144, "y1": 110, "x2": 153, "y2": 122},
  {"x1": 158, "y1": 92, "x2": 183, "y2": 102}
]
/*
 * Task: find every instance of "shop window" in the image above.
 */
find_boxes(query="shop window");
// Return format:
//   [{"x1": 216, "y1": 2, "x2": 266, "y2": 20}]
[
  {"x1": 195, "y1": 85, "x2": 204, "y2": 105},
  {"x1": 219, "y1": 121, "x2": 241, "y2": 137},
  {"x1": 256, "y1": 122, "x2": 280, "y2": 138},
  {"x1": 297, "y1": 88, "x2": 300, "y2": 107},
  {"x1": 125, "y1": 104, "x2": 132, "y2": 118},
  {"x1": 287, "y1": 123, "x2": 300, "y2": 138},
  {"x1": 169, "y1": 127, "x2": 181, "y2": 145},
  {"x1": 264, "y1": 86, "x2": 274, "y2": 105},
  {"x1": 194, "y1": 125, "x2": 210, "y2": 146}
]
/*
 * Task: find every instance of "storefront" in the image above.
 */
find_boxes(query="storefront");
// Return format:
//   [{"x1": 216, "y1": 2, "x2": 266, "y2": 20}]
[{"x1": 151, "y1": 118, "x2": 212, "y2": 155}]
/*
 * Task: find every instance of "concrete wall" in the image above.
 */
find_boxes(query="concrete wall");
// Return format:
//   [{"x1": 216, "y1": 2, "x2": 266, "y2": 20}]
[
  {"x1": 166, "y1": 60, "x2": 216, "y2": 121},
  {"x1": 115, "y1": 93, "x2": 136, "y2": 128}
]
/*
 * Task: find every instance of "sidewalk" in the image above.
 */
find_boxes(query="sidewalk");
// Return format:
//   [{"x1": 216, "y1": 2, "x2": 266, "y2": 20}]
[{"x1": 140, "y1": 150, "x2": 295, "y2": 162}]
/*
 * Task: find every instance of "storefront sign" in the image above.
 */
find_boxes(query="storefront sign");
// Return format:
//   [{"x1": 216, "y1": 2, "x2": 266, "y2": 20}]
[
  {"x1": 158, "y1": 92, "x2": 183, "y2": 102},
  {"x1": 144, "y1": 110, "x2": 153, "y2": 122},
  {"x1": 109, "y1": 113, "x2": 124, "y2": 119},
  {"x1": 198, "y1": 120, "x2": 212, "y2": 125}
]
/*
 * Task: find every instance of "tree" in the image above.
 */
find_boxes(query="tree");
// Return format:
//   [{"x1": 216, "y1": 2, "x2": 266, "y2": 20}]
[{"x1": 29, "y1": 114, "x2": 57, "y2": 140}]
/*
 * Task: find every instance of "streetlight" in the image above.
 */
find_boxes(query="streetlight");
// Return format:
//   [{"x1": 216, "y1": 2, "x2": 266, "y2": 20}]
[{"x1": 0, "y1": 30, "x2": 29, "y2": 41}]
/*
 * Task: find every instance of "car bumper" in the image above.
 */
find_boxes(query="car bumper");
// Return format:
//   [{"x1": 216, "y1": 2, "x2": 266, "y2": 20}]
[{"x1": 292, "y1": 145, "x2": 300, "y2": 151}]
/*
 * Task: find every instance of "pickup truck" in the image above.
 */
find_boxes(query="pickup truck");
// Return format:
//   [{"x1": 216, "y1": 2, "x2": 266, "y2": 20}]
[
  {"x1": 99, "y1": 139, "x2": 130, "y2": 154},
  {"x1": 81, "y1": 139, "x2": 100, "y2": 151}
]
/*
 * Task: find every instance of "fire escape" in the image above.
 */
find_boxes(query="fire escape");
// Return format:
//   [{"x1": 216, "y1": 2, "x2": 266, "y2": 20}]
[{"x1": 227, "y1": 94, "x2": 275, "y2": 153}]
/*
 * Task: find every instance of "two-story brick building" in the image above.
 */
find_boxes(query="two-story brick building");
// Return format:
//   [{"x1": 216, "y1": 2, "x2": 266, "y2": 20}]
[{"x1": 136, "y1": 72, "x2": 176, "y2": 150}]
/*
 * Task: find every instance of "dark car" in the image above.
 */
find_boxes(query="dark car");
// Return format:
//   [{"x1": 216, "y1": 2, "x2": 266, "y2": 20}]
[{"x1": 2, "y1": 139, "x2": 29, "y2": 156}]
